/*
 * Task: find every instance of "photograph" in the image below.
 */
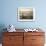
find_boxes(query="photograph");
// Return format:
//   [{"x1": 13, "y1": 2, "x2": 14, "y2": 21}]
[{"x1": 18, "y1": 7, "x2": 35, "y2": 21}]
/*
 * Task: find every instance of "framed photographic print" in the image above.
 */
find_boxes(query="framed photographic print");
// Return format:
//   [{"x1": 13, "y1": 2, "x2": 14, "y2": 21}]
[{"x1": 17, "y1": 7, "x2": 35, "y2": 21}]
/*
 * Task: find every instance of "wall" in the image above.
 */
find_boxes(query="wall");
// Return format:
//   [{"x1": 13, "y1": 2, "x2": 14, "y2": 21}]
[
  {"x1": 0, "y1": 0, "x2": 46, "y2": 43},
  {"x1": 0, "y1": 0, "x2": 46, "y2": 29}
]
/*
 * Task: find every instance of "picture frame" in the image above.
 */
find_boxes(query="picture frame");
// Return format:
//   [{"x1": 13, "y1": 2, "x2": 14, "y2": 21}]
[{"x1": 17, "y1": 7, "x2": 35, "y2": 21}]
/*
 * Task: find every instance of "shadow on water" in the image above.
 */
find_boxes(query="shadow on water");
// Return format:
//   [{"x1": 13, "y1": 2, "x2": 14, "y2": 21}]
[{"x1": 0, "y1": 24, "x2": 7, "y2": 43}]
